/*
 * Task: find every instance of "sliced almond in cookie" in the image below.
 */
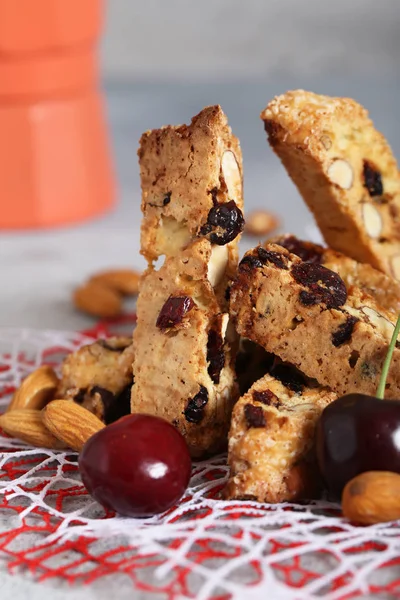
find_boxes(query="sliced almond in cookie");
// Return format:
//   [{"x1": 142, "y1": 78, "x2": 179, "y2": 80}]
[
  {"x1": 361, "y1": 306, "x2": 396, "y2": 340},
  {"x1": 362, "y1": 203, "x2": 382, "y2": 239},
  {"x1": 327, "y1": 159, "x2": 353, "y2": 189},
  {"x1": 221, "y1": 150, "x2": 241, "y2": 201},
  {"x1": 207, "y1": 245, "x2": 229, "y2": 288}
]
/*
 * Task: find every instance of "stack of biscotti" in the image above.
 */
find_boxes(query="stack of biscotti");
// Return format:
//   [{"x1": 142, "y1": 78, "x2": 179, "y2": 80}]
[
  {"x1": 224, "y1": 90, "x2": 400, "y2": 503},
  {"x1": 131, "y1": 106, "x2": 244, "y2": 458}
]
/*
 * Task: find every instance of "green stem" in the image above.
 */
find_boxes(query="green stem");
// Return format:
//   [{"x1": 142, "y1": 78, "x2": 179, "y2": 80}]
[{"x1": 376, "y1": 313, "x2": 400, "y2": 399}]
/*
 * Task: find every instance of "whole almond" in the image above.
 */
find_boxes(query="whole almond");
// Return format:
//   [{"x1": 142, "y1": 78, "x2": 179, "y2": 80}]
[
  {"x1": 43, "y1": 400, "x2": 105, "y2": 452},
  {"x1": 244, "y1": 210, "x2": 280, "y2": 237},
  {"x1": 7, "y1": 365, "x2": 59, "y2": 413},
  {"x1": 342, "y1": 471, "x2": 400, "y2": 524},
  {"x1": 0, "y1": 409, "x2": 64, "y2": 449},
  {"x1": 89, "y1": 269, "x2": 141, "y2": 296},
  {"x1": 73, "y1": 281, "x2": 122, "y2": 318}
]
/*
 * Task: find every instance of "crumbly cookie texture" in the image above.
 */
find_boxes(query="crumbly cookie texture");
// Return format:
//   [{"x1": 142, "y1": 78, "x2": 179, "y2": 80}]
[
  {"x1": 56, "y1": 337, "x2": 134, "y2": 423},
  {"x1": 272, "y1": 234, "x2": 400, "y2": 314},
  {"x1": 230, "y1": 242, "x2": 400, "y2": 398},
  {"x1": 224, "y1": 371, "x2": 335, "y2": 503},
  {"x1": 261, "y1": 90, "x2": 400, "y2": 278},
  {"x1": 131, "y1": 238, "x2": 239, "y2": 458},
  {"x1": 138, "y1": 105, "x2": 244, "y2": 303}
]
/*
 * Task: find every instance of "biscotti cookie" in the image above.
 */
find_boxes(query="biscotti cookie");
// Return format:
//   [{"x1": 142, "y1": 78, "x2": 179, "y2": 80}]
[
  {"x1": 272, "y1": 234, "x2": 400, "y2": 314},
  {"x1": 139, "y1": 105, "x2": 244, "y2": 303},
  {"x1": 261, "y1": 90, "x2": 400, "y2": 277},
  {"x1": 224, "y1": 370, "x2": 336, "y2": 503},
  {"x1": 56, "y1": 337, "x2": 134, "y2": 423},
  {"x1": 230, "y1": 242, "x2": 400, "y2": 398},
  {"x1": 131, "y1": 239, "x2": 239, "y2": 458}
]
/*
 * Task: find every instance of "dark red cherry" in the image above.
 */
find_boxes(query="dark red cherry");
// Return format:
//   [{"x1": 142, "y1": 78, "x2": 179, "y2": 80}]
[
  {"x1": 79, "y1": 414, "x2": 192, "y2": 517},
  {"x1": 316, "y1": 394, "x2": 400, "y2": 498}
]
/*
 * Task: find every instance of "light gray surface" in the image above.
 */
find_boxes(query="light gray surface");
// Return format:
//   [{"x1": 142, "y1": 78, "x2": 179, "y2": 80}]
[
  {"x1": 101, "y1": 0, "x2": 400, "y2": 79},
  {"x1": 1, "y1": 78, "x2": 400, "y2": 598}
]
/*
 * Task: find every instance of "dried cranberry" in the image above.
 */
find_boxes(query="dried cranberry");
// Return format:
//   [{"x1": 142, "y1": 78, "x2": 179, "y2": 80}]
[
  {"x1": 104, "y1": 384, "x2": 132, "y2": 424},
  {"x1": 200, "y1": 199, "x2": 244, "y2": 245},
  {"x1": 163, "y1": 192, "x2": 172, "y2": 205},
  {"x1": 270, "y1": 364, "x2": 305, "y2": 394},
  {"x1": 74, "y1": 388, "x2": 86, "y2": 404},
  {"x1": 238, "y1": 254, "x2": 264, "y2": 272},
  {"x1": 156, "y1": 295, "x2": 195, "y2": 331},
  {"x1": 90, "y1": 386, "x2": 115, "y2": 415},
  {"x1": 363, "y1": 160, "x2": 383, "y2": 197},
  {"x1": 253, "y1": 389, "x2": 280, "y2": 407},
  {"x1": 97, "y1": 340, "x2": 129, "y2": 352},
  {"x1": 244, "y1": 404, "x2": 266, "y2": 428},
  {"x1": 291, "y1": 263, "x2": 347, "y2": 309},
  {"x1": 184, "y1": 386, "x2": 209, "y2": 423},
  {"x1": 257, "y1": 247, "x2": 288, "y2": 269},
  {"x1": 277, "y1": 236, "x2": 323, "y2": 264},
  {"x1": 207, "y1": 326, "x2": 225, "y2": 384},
  {"x1": 331, "y1": 316, "x2": 359, "y2": 347}
]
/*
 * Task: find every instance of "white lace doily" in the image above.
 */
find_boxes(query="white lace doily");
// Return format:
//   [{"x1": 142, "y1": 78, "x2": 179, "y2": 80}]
[{"x1": 1, "y1": 327, "x2": 400, "y2": 599}]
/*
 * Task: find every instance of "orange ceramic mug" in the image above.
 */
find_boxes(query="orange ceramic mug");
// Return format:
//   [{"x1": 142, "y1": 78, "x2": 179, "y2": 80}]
[{"x1": 0, "y1": 0, "x2": 115, "y2": 228}]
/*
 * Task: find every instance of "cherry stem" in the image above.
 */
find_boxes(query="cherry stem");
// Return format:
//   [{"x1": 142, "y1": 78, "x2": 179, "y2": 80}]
[{"x1": 376, "y1": 313, "x2": 400, "y2": 400}]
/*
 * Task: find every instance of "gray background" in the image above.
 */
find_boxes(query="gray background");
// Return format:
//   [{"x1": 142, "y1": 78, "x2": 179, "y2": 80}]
[
  {"x1": 1, "y1": 2, "x2": 400, "y2": 598},
  {"x1": 101, "y1": 0, "x2": 399, "y2": 79}
]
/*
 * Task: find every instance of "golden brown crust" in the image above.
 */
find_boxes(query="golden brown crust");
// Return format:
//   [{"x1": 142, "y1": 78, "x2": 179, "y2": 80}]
[
  {"x1": 224, "y1": 372, "x2": 335, "y2": 503},
  {"x1": 230, "y1": 242, "x2": 400, "y2": 398},
  {"x1": 261, "y1": 90, "x2": 400, "y2": 278},
  {"x1": 131, "y1": 239, "x2": 239, "y2": 458},
  {"x1": 272, "y1": 234, "x2": 400, "y2": 314}
]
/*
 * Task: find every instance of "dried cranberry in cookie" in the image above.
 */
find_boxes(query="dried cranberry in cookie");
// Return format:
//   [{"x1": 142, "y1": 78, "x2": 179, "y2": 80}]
[
  {"x1": 200, "y1": 196, "x2": 244, "y2": 245},
  {"x1": 331, "y1": 316, "x2": 359, "y2": 347},
  {"x1": 244, "y1": 404, "x2": 266, "y2": 428},
  {"x1": 363, "y1": 161, "x2": 383, "y2": 198},
  {"x1": 156, "y1": 295, "x2": 195, "y2": 331},
  {"x1": 274, "y1": 235, "x2": 324, "y2": 264},
  {"x1": 184, "y1": 386, "x2": 209, "y2": 424},
  {"x1": 291, "y1": 262, "x2": 347, "y2": 308},
  {"x1": 271, "y1": 234, "x2": 400, "y2": 315},
  {"x1": 252, "y1": 388, "x2": 280, "y2": 407}
]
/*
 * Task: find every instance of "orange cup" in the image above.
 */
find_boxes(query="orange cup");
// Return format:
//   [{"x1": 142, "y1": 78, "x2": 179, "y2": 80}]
[{"x1": 0, "y1": 0, "x2": 115, "y2": 229}]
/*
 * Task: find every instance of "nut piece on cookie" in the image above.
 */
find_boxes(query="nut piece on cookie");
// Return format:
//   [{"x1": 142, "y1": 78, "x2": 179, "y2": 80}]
[
  {"x1": 224, "y1": 370, "x2": 336, "y2": 503},
  {"x1": 261, "y1": 90, "x2": 400, "y2": 278},
  {"x1": 56, "y1": 337, "x2": 134, "y2": 424},
  {"x1": 131, "y1": 239, "x2": 239, "y2": 458},
  {"x1": 138, "y1": 105, "x2": 244, "y2": 300},
  {"x1": 230, "y1": 242, "x2": 400, "y2": 398},
  {"x1": 272, "y1": 234, "x2": 400, "y2": 314}
]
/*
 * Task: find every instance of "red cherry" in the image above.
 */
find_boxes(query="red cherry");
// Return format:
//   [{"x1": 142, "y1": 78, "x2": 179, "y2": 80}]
[{"x1": 79, "y1": 414, "x2": 192, "y2": 517}]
